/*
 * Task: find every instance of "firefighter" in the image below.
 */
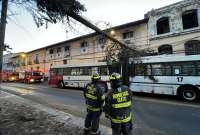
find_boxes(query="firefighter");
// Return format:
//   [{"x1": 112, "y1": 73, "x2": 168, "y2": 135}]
[
  {"x1": 104, "y1": 73, "x2": 133, "y2": 135},
  {"x1": 83, "y1": 73, "x2": 107, "y2": 135}
]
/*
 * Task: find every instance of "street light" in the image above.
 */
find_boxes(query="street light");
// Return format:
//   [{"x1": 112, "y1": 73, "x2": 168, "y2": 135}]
[
  {"x1": 110, "y1": 30, "x2": 116, "y2": 36},
  {"x1": 21, "y1": 53, "x2": 26, "y2": 58}
]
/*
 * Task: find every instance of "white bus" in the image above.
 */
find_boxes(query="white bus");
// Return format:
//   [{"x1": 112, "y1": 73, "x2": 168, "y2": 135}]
[
  {"x1": 48, "y1": 62, "x2": 112, "y2": 88},
  {"x1": 129, "y1": 54, "x2": 200, "y2": 101}
]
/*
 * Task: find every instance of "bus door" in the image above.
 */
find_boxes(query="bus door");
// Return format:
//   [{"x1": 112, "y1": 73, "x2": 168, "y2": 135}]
[{"x1": 49, "y1": 69, "x2": 59, "y2": 85}]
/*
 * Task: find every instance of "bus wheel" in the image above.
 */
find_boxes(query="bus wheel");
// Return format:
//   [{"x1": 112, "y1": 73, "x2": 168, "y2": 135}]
[
  {"x1": 58, "y1": 81, "x2": 65, "y2": 89},
  {"x1": 179, "y1": 87, "x2": 199, "y2": 102}
]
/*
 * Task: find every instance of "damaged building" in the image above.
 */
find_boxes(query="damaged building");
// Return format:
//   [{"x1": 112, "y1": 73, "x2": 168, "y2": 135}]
[{"x1": 145, "y1": 0, "x2": 200, "y2": 55}]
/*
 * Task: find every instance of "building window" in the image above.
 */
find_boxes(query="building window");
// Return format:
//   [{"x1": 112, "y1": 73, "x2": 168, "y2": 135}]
[
  {"x1": 123, "y1": 31, "x2": 133, "y2": 39},
  {"x1": 64, "y1": 46, "x2": 70, "y2": 57},
  {"x1": 182, "y1": 9, "x2": 198, "y2": 30},
  {"x1": 34, "y1": 54, "x2": 39, "y2": 64},
  {"x1": 80, "y1": 41, "x2": 89, "y2": 54},
  {"x1": 156, "y1": 17, "x2": 170, "y2": 35},
  {"x1": 65, "y1": 46, "x2": 70, "y2": 51},
  {"x1": 49, "y1": 49, "x2": 54, "y2": 54},
  {"x1": 185, "y1": 40, "x2": 200, "y2": 55},
  {"x1": 63, "y1": 60, "x2": 67, "y2": 64},
  {"x1": 57, "y1": 47, "x2": 61, "y2": 53},
  {"x1": 158, "y1": 44, "x2": 173, "y2": 54},
  {"x1": 97, "y1": 36, "x2": 107, "y2": 50},
  {"x1": 98, "y1": 37, "x2": 107, "y2": 45},
  {"x1": 28, "y1": 56, "x2": 32, "y2": 65}
]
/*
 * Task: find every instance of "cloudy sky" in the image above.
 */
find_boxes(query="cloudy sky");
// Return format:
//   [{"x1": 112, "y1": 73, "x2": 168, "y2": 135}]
[{"x1": 5, "y1": 0, "x2": 182, "y2": 53}]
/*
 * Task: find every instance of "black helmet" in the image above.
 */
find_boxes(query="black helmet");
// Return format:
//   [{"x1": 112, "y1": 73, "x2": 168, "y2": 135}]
[{"x1": 91, "y1": 73, "x2": 101, "y2": 81}]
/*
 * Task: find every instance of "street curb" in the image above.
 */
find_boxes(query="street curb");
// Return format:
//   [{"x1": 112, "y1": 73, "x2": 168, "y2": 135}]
[{"x1": 0, "y1": 89, "x2": 112, "y2": 135}]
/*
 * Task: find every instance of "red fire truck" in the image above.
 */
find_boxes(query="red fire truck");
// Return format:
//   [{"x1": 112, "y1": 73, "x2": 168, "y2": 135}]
[
  {"x1": 1, "y1": 71, "x2": 19, "y2": 82},
  {"x1": 19, "y1": 71, "x2": 44, "y2": 83}
]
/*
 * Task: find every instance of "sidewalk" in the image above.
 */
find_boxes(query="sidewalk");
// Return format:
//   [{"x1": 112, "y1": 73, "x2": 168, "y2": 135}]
[{"x1": 0, "y1": 90, "x2": 111, "y2": 135}]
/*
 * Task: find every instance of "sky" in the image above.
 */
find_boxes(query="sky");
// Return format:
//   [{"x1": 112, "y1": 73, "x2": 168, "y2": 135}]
[{"x1": 5, "y1": 0, "x2": 182, "y2": 53}]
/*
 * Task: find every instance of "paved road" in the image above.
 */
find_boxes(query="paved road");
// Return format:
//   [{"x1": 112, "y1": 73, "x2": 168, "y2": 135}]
[{"x1": 1, "y1": 83, "x2": 200, "y2": 135}]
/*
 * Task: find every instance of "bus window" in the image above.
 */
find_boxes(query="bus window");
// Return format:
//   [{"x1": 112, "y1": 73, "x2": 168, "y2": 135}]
[
  {"x1": 165, "y1": 64, "x2": 172, "y2": 75},
  {"x1": 146, "y1": 65, "x2": 151, "y2": 76},
  {"x1": 135, "y1": 64, "x2": 144, "y2": 75},
  {"x1": 108, "y1": 64, "x2": 121, "y2": 74},
  {"x1": 197, "y1": 62, "x2": 200, "y2": 75},
  {"x1": 63, "y1": 68, "x2": 71, "y2": 76},
  {"x1": 57, "y1": 68, "x2": 63, "y2": 75},
  {"x1": 80, "y1": 67, "x2": 91, "y2": 75},
  {"x1": 172, "y1": 63, "x2": 196, "y2": 76},
  {"x1": 172, "y1": 65, "x2": 181, "y2": 75},
  {"x1": 92, "y1": 67, "x2": 98, "y2": 74},
  {"x1": 182, "y1": 63, "x2": 196, "y2": 76},
  {"x1": 99, "y1": 66, "x2": 109, "y2": 75},
  {"x1": 152, "y1": 64, "x2": 164, "y2": 76},
  {"x1": 50, "y1": 69, "x2": 56, "y2": 76},
  {"x1": 135, "y1": 64, "x2": 151, "y2": 76},
  {"x1": 71, "y1": 68, "x2": 79, "y2": 75}
]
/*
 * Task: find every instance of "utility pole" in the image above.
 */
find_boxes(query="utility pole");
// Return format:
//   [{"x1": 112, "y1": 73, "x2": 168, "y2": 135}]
[{"x1": 0, "y1": 0, "x2": 9, "y2": 83}]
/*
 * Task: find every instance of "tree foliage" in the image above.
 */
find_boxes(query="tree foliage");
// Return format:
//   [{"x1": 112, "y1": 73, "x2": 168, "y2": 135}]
[
  {"x1": 105, "y1": 40, "x2": 153, "y2": 65},
  {"x1": 10, "y1": 0, "x2": 86, "y2": 27}
]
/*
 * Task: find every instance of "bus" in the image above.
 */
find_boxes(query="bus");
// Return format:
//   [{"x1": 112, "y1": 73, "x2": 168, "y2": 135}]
[
  {"x1": 129, "y1": 54, "x2": 200, "y2": 101},
  {"x1": 48, "y1": 62, "x2": 112, "y2": 88}
]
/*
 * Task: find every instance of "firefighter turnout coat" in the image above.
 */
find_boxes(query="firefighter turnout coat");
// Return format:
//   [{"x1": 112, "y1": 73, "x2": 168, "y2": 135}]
[
  {"x1": 104, "y1": 85, "x2": 132, "y2": 123},
  {"x1": 84, "y1": 82, "x2": 107, "y2": 112}
]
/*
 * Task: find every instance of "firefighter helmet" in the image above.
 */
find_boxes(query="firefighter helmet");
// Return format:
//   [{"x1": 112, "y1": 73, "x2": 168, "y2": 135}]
[
  {"x1": 91, "y1": 73, "x2": 101, "y2": 80},
  {"x1": 109, "y1": 73, "x2": 121, "y2": 81}
]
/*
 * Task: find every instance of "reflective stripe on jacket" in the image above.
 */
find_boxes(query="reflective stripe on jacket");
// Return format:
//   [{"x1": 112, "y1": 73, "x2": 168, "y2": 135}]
[
  {"x1": 105, "y1": 85, "x2": 133, "y2": 123},
  {"x1": 111, "y1": 113, "x2": 132, "y2": 123},
  {"x1": 84, "y1": 82, "x2": 106, "y2": 112}
]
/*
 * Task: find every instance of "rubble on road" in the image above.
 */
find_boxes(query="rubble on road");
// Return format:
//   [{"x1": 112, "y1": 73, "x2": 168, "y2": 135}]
[{"x1": 0, "y1": 97, "x2": 83, "y2": 135}]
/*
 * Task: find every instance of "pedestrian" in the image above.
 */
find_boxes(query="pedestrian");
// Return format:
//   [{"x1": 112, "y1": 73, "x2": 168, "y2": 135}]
[
  {"x1": 83, "y1": 73, "x2": 108, "y2": 135},
  {"x1": 104, "y1": 72, "x2": 133, "y2": 135}
]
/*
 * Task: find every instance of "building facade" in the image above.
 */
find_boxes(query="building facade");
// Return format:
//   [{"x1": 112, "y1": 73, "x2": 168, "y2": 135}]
[
  {"x1": 26, "y1": 19, "x2": 148, "y2": 77},
  {"x1": 10, "y1": 0, "x2": 200, "y2": 77},
  {"x1": 11, "y1": 52, "x2": 27, "y2": 72},
  {"x1": 2, "y1": 53, "x2": 14, "y2": 72},
  {"x1": 26, "y1": 49, "x2": 46, "y2": 74},
  {"x1": 146, "y1": 0, "x2": 200, "y2": 55}
]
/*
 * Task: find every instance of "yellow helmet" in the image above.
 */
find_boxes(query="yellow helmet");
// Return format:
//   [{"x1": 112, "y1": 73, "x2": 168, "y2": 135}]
[
  {"x1": 91, "y1": 73, "x2": 101, "y2": 80},
  {"x1": 109, "y1": 73, "x2": 121, "y2": 81}
]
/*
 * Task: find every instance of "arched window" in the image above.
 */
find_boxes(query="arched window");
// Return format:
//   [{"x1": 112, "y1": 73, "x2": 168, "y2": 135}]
[
  {"x1": 158, "y1": 44, "x2": 173, "y2": 54},
  {"x1": 156, "y1": 17, "x2": 170, "y2": 35},
  {"x1": 182, "y1": 9, "x2": 198, "y2": 30},
  {"x1": 185, "y1": 40, "x2": 200, "y2": 55}
]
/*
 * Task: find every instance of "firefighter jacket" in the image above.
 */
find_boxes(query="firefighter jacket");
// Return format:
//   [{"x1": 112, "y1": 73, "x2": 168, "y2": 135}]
[
  {"x1": 84, "y1": 81, "x2": 107, "y2": 112},
  {"x1": 104, "y1": 85, "x2": 132, "y2": 123}
]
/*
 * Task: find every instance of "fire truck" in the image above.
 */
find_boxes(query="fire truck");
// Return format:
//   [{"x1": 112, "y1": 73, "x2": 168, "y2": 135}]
[
  {"x1": 1, "y1": 71, "x2": 19, "y2": 82},
  {"x1": 18, "y1": 71, "x2": 44, "y2": 83}
]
